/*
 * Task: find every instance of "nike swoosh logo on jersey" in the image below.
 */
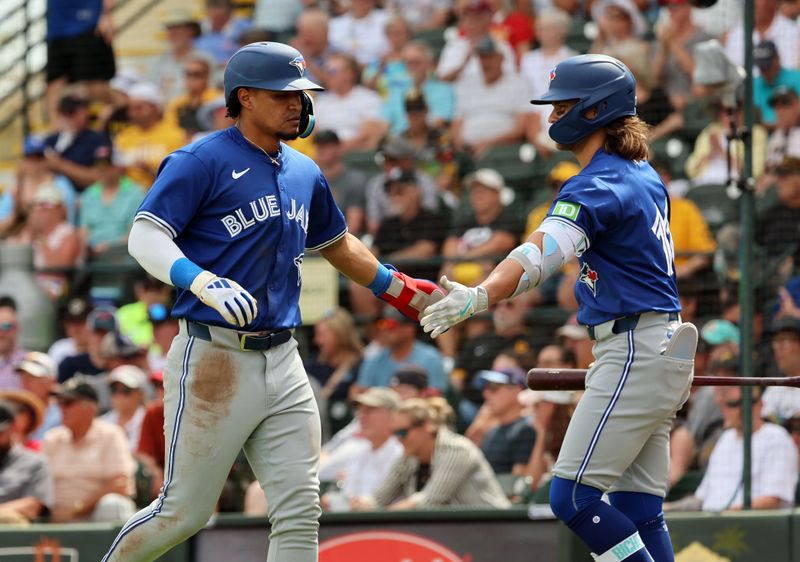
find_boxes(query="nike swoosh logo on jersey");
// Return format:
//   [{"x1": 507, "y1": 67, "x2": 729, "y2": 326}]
[{"x1": 232, "y1": 168, "x2": 251, "y2": 179}]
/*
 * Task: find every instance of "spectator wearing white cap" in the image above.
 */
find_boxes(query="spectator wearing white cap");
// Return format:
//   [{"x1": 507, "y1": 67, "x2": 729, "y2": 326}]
[
  {"x1": 16, "y1": 352, "x2": 62, "y2": 441},
  {"x1": 440, "y1": 168, "x2": 523, "y2": 285},
  {"x1": 99, "y1": 67, "x2": 142, "y2": 140},
  {"x1": 115, "y1": 82, "x2": 186, "y2": 189},
  {"x1": 317, "y1": 388, "x2": 404, "y2": 512},
  {"x1": 100, "y1": 366, "x2": 148, "y2": 453},
  {"x1": 17, "y1": 185, "x2": 84, "y2": 299}
]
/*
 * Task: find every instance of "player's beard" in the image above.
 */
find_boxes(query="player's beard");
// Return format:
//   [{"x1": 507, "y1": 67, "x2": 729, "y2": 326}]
[{"x1": 277, "y1": 129, "x2": 300, "y2": 141}]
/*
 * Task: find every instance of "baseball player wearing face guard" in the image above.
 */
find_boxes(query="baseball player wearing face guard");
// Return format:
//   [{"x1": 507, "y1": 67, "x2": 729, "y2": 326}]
[
  {"x1": 422, "y1": 54, "x2": 698, "y2": 562},
  {"x1": 101, "y1": 42, "x2": 441, "y2": 562}
]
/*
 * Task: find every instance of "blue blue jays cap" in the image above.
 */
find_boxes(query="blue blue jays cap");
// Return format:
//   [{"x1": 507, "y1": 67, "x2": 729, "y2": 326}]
[{"x1": 224, "y1": 42, "x2": 324, "y2": 103}]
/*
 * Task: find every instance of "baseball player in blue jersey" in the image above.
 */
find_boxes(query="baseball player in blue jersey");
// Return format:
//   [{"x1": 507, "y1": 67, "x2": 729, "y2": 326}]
[
  {"x1": 101, "y1": 42, "x2": 441, "y2": 562},
  {"x1": 421, "y1": 55, "x2": 698, "y2": 562}
]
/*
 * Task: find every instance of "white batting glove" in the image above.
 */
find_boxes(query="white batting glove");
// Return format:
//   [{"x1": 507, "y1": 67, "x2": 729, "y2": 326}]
[
  {"x1": 420, "y1": 276, "x2": 488, "y2": 338},
  {"x1": 190, "y1": 271, "x2": 258, "y2": 328}
]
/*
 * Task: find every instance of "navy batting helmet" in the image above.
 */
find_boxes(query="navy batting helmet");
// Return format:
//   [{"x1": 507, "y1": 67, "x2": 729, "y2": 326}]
[
  {"x1": 531, "y1": 55, "x2": 636, "y2": 145},
  {"x1": 224, "y1": 42, "x2": 324, "y2": 138}
]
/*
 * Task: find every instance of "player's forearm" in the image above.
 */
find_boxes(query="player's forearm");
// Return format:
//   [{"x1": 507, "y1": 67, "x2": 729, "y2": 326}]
[
  {"x1": 319, "y1": 233, "x2": 380, "y2": 286},
  {"x1": 128, "y1": 219, "x2": 189, "y2": 286},
  {"x1": 480, "y1": 259, "x2": 525, "y2": 306}
]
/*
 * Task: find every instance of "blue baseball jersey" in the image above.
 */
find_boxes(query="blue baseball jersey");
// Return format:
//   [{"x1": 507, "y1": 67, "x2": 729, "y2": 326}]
[
  {"x1": 545, "y1": 150, "x2": 680, "y2": 326},
  {"x1": 136, "y1": 127, "x2": 347, "y2": 331}
]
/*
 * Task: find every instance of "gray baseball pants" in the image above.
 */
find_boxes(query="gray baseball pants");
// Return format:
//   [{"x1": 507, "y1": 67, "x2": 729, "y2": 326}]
[
  {"x1": 102, "y1": 321, "x2": 322, "y2": 562},
  {"x1": 553, "y1": 313, "x2": 695, "y2": 497}
]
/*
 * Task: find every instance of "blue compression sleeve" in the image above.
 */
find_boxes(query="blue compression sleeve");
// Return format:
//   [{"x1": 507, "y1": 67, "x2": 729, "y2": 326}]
[
  {"x1": 609, "y1": 492, "x2": 673, "y2": 562},
  {"x1": 367, "y1": 263, "x2": 393, "y2": 296},
  {"x1": 169, "y1": 258, "x2": 204, "y2": 290}
]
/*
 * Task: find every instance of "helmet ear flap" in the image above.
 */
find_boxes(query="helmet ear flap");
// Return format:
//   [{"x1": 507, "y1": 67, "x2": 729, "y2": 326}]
[{"x1": 298, "y1": 92, "x2": 315, "y2": 138}]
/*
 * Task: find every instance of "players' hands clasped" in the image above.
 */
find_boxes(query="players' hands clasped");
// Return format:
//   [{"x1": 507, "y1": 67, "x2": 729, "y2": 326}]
[
  {"x1": 190, "y1": 271, "x2": 258, "y2": 327},
  {"x1": 420, "y1": 276, "x2": 489, "y2": 338}
]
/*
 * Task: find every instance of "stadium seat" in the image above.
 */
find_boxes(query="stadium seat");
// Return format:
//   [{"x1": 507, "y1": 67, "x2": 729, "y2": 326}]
[
  {"x1": 678, "y1": 100, "x2": 713, "y2": 146},
  {"x1": 496, "y1": 473, "x2": 535, "y2": 504},
  {"x1": 565, "y1": 19, "x2": 593, "y2": 54},
  {"x1": 665, "y1": 469, "x2": 705, "y2": 502},
  {"x1": 650, "y1": 137, "x2": 691, "y2": 180},
  {"x1": 342, "y1": 150, "x2": 381, "y2": 177},
  {"x1": 684, "y1": 184, "x2": 739, "y2": 233},
  {"x1": 475, "y1": 143, "x2": 538, "y2": 201}
]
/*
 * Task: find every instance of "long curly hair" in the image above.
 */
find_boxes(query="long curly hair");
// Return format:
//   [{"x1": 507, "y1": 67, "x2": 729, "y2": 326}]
[{"x1": 603, "y1": 115, "x2": 650, "y2": 161}]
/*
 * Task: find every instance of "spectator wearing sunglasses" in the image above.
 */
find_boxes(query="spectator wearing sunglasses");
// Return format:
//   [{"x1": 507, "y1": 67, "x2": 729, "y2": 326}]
[
  {"x1": 666, "y1": 386, "x2": 797, "y2": 512},
  {"x1": 353, "y1": 397, "x2": 510, "y2": 510},
  {"x1": 42, "y1": 377, "x2": 136, "y2": 522},
  {"x1": 0, "y1": 399, "x2": 53, "y2": 524},
  {"x1": 100, "y1": 366, "x2": 148, "y2": 453},
  {"x1": 317, "y1": 388, "x2": 404, "y2": 512},
  {"x1": 0, "y1": 296, "x2": 26, "y2": 391}
]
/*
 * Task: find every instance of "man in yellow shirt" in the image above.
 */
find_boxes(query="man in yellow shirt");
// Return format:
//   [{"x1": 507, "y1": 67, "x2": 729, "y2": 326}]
[
  {"x1": 163, "y1": 58, "x2": 222, "y2": 137},
  {"x1": 115, "y1": 82, "x2": 187, "y2": 189},
  {"x1": 652, "y1": 161, "x2": 717, "y2": 279}
]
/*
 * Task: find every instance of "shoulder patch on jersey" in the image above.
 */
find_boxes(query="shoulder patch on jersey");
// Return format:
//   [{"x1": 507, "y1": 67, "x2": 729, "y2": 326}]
[{"x1": 553, "y1": 201, "x2": 581, "y2": 221}]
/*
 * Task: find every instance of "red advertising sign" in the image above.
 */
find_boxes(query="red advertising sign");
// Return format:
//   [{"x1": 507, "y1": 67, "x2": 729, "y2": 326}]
[{"x1": 319, "y1": 531, "x2": 471, "y2": 562}]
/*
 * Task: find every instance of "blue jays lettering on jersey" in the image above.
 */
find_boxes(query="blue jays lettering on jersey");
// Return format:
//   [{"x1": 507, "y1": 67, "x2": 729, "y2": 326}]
[
  {"x1": 546, "y1": 149, "x2": 680, "y2": 326},
  {"x1": 135, "y1": 126, "x2": 347, "y2": 331}
]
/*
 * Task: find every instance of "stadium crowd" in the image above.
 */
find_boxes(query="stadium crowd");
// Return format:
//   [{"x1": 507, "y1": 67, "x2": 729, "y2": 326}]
[{"x1": 1, "y1": 0, "x2": 800, "y2": 523}]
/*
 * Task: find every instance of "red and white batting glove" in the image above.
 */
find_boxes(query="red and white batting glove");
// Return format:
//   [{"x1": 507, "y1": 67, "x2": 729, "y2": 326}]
[{"x1": 369, "y1": 264, "x2": 444, "y2": 322}]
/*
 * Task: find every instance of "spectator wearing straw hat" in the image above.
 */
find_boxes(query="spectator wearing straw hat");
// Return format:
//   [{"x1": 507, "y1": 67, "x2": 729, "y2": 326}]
[
  {"x1": 0, "y1": 390, "x2": 46, "y2": 452},
  {"x1": 0, "y1": 399, "x2": 53, "y2": 524}
]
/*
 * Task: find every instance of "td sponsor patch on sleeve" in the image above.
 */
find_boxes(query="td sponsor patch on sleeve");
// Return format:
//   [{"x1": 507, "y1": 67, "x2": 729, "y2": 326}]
[{"x1": 553, "y1": 201, "x2": 581, "y2": 221}]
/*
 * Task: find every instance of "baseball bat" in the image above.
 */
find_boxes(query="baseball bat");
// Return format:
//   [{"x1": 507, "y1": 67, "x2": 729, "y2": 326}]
[{"x1": 527, "y1": 368, "x2": 800, "y2": 391}]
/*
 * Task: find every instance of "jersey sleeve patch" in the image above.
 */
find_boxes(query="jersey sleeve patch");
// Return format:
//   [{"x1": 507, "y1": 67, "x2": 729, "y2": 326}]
[{"x1": 552, "y1": 201, "x2": 581, "y2": 221}]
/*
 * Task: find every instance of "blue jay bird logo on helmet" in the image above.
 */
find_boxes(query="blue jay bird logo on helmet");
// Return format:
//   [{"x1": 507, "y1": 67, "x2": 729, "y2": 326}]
[
  {"x1": 289, "y1": 56, "x2": 307, "y2": 77},
  {"x1": 549, "y1": 68, "x2": 557, "y2": 83}
]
